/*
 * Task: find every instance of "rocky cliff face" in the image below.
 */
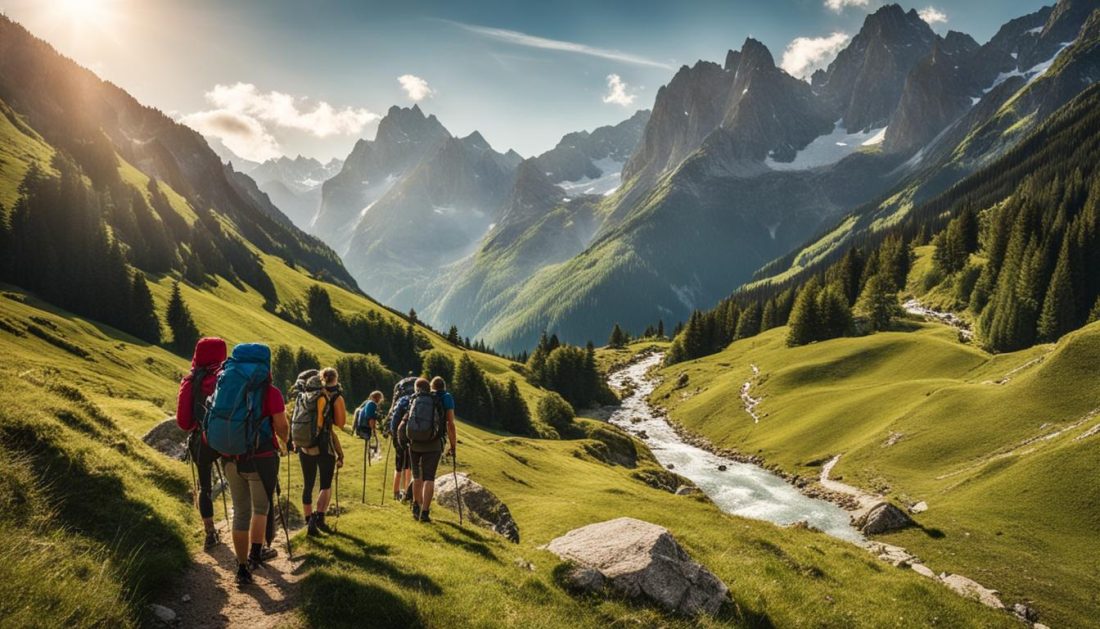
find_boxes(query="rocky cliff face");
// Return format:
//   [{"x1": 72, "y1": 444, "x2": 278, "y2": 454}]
[
  {"x1": 534, "y1": 109, "x2": 649, "y2": 188},
  {"x1": 813, "y1": 4, "x2": 936, "y2": 132}
]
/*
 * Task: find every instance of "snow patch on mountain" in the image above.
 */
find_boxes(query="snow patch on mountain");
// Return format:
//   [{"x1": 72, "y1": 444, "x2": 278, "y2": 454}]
[
  {"x1": 765, "y1": 121, "x2": 886, "y2": 171},
  {"x1": 558, "y1": 158, "x2": 624, "y2": 198}
]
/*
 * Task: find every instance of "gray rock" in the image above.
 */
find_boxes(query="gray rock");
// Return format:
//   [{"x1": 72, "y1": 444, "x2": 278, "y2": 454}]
[
  {"x1": 143, "y1": 418, "x2": 188, "y2": 461},
  {"x1": 940, "y1": 573, "x2": 1004, "y2": 609},
  {"x1": 674, "y1": 486, "x2": 700, "y2": 496},
  {"x1": 148, "y1": 603, "x2": 177, "y2": 624},
  {"x1": 908, "y1": 501, "x2": 928, "y2": 514},
  {"x1": 181, "y1": 594, "x2": 191, "y2": 603},
  {"x1": 717, "y1": 465, "x2": 728, "y2": 472},
  {"x1": 853, "y1": 502, "x2": 914, "y2": 535},
  {"x1": 434, "y1": 472, "x2": 519, "y2": 543},
  {"x1": 675, "y1": 372, "x2": 689, "y2": 388},
  {"x1": 544, "y1": 517, "x2": 729, "y2": 617},
  {"x1": 910, "y1": 563, "x2": 936, "y2": 579},
  {"x1": 1011, "y1": 602, "x2": 1039, "y2": 622}
]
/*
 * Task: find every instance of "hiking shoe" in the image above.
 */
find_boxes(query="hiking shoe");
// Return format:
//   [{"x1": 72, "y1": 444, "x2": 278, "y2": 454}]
[
  {"x1": 260, "y1": 546, "x2": 278, "y2": 561},
  {"x1": 236, "y1": 564, "x2": 253, "y2": 586},
  {"x1": 307, "y1": 513, "x2": 321, "y2": 537},
  {"x1": 411, "y1": 503, "x2": 421, "y2": 520},
  {"x1": 418, "y1": 509, "x2": 432, "y2": 523},
  {"x1": 203, "y1": 530, "x2": 219, "y2": 550},
  {"x1": 316, "y1": 513, "x2": 333, "y2": 534}
]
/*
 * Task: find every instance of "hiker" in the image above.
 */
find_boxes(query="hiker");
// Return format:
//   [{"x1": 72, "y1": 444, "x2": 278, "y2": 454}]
[
  {"x1": 176, "y1": 337, "x2": 227, "y2": 549},
  {"x1": 353, "y1": 390, "x2": 384, "y2": 443},
  {"x1": 400, "y1": 377, "x2": 457, "y2": 523},
  {"x1": 205, "y1": 343, "x2": 290, "y2": 586},
  {"x1": 386, "y1": 377, "x2": 417, "y2": 501},
  {"x1": 292, "y1": 367, "x2": 346, "y2": 536}
]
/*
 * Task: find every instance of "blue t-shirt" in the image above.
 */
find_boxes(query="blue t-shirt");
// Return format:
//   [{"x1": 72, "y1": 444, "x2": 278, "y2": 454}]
[
  {"x1": 437, "y1": 391, "x2": 455, "y2": 413},
  {"x1": 364, "y1": 400, "x2": 379, "y2": 421}
]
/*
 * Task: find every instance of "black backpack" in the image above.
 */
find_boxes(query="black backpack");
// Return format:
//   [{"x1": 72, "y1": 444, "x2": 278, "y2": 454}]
[{"x1": 403, "y1": 391, "x2": 444, "y2": 444}]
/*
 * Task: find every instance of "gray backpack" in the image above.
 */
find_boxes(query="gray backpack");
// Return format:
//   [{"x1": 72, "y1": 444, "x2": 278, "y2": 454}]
[
  {"x1": 404, "y1": 392, "x2": 443, "y2": 444},
  {"x1": 290, "y1": 375, "x2": 327, "y2": 448}
]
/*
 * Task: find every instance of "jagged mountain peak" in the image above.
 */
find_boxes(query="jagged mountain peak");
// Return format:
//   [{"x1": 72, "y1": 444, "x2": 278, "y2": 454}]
[
  {"x1": 737, "y1": 37, "x2": 776, "y2": 71},
  {"x1": 462, "y1": 130, "x2": 492, "y2": 152}
]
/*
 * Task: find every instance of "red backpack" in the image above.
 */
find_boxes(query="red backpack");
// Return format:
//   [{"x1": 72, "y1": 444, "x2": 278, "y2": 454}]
[{"x1": 176, "y1": 337, "x2": 228, "y2": 432}]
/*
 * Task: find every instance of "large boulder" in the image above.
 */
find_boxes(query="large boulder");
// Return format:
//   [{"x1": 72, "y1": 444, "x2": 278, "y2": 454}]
[
  {"x1": 544, "y1": 517, "x2": 729, "y2": 617},
  {"x1": 853, "y1": 501, "x2": 914, "y2": 535},
  {"x1": 434, "y1": 472, "x2": 520, "y2": 543},
  {"x1": 143, "y1": 418, "x2": 188, "y2": 461}
]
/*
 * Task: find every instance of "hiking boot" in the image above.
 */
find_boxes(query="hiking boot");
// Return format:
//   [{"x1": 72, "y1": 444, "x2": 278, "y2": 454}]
[
  {"x1": 260, "y1": 546, "x2": 278, "y2": 561},
  {"x1": 418, "y1": 509, "x2": 432, "y2": 524},
  {"x1": 395, "y1": 491, "x2": 404, "y2": 502},
  {"x1": 236, "y1": 564, "x2": 253, "y2": 586},
  {"x1": 411, "y1": 502, "x2": 421, "y2": 520},
  {"x1": 315, "y1": 512, "x2": 332, "y2": 534},
  {"x1": 307, "y1": 513, "x2": 321, "y2": 537},
  {"x1": 203, "y1": 530, "x2": 219, "y2": 550}
]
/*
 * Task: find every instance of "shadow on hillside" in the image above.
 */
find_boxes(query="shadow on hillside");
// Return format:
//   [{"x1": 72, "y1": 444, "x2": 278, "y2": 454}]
[
  {"x1": 301, "y1": 568, "x2": 421, "y2": 628},
  {"x1": 436, "y1": 529, "x2": 498, "y2": 561},
  {"x1": 309, "y1": 532, "x2": 443, "y2": 596},
  {"x1": 917, "y1": 524, "x2": 946, "y2": 539}
]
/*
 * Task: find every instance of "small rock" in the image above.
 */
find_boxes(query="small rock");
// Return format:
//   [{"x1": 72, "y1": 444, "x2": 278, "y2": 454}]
[
  {"x1": 674, "y1": 485, "x2": 701, "y2": 496},
  {"x1": 910, "y1": 563, "x2": 936, "y2": 579},
  {"x1": 717, "y1": 465, "x2": 728, "y2": 472},
  {"x1": 940, "y1": 574, "x2": 1005, "y2": 610},
  {"x1": 637, "y1": 430, "x2": 649, "y2": 440},
  {"x1": 514, "y1": 558, "x2": 535, "y2": 572},
  {"x1": 1011, "y1": 603, "x2": 1039, "y2": 622},
  {"x1": 853, "y1": 502, "x2": 914, "y2": 535},
  {"x1": 666, "y1": 463, "x2": 675, "y2": 470},
  {"x1": 142, "y1": 418, "x2": 189, "y2": 461},
  {"x1": 909, "y1": 501, "x2": 928, "y2": 514},
  {"x1": 676, "y1": 372, "x2": 689, "y2": 387},
  {"x1": 148, "y1": 603, "x2": 177, "y2": 624},
  {"x1": 181, "y1": 594, "x2": 192, "y2": 603}
]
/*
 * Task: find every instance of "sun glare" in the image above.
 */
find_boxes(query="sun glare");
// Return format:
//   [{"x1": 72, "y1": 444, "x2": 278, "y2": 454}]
[{"x1": 50, "y1": 0, "x2": 119, "y2": 31}]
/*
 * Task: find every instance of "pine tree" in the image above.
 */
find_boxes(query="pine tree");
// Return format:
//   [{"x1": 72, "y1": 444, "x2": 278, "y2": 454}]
[
  {"x1": 734, "y1": 302, "x2": 761, "y2": 340},
  {"x1": 608, "y1": 323, "x2": 627, "y2": 348},
  {"x1": 657, "y1": 319, "x2": 665, "y2": 338},
  {"x1": 407, "y1": 308, "x2": 418, "y2": 323},
  {"x1": 816, "y1": 284, "x2": 853, "y2": 339},
  {"x1": 446, "y1": 325, "x2": 461, "y2": 345},
  {"x1": 129, "y1": 272, "x2": 161, "y2": 343},
  {"x1": 857, "y1": 274, "x2": 899, "y2": 332},
  {"x1": 787, "y1": 282, "x2": 820, "y2": 347},
  {"x1": 760, "y1": 299, "x2": 777, "y2": 331},
  {"x1": 166, "y1": 281, "x2": 200, "y2": 354},
  {"x1": 1037, "y1": 238, "x2": 1076, "y2": 342},
  {"x1": 501, "y1": 379, "x2": 533, "y2": 435}
]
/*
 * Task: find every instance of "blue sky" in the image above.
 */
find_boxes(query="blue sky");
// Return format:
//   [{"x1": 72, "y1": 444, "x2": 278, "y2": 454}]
[{"x1": 2, "y1": 0, "x2": 1051, "y2": 162}]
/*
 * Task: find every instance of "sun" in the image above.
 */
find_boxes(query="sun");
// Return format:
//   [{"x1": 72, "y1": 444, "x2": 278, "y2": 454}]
[
  {"x1": 44, "y1": 0, "x2": 121, "y2": 38},
  {"x1": 55, "y1": 0, "x2": 104, "y2": 20}
]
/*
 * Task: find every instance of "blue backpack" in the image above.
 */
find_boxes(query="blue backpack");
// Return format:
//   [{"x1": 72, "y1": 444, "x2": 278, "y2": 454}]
[{"x1": 204, "y1": 343, "x2": 273, "y2": 456}]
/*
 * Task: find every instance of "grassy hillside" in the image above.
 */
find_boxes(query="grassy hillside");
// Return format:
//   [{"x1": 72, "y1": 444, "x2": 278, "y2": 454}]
[
  {"x1": 0, "y1": 269, "x2": 1017, "y2": 628},
  {"x1": 654, "y1": 308, "x2": 1100, "y2": 626}
]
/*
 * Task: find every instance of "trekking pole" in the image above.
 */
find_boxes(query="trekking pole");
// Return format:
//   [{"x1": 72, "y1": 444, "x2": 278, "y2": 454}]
[
  {"x1": 361, "y1": 436, "x2": 368, "y2": 503},
  {"x1": 281, "y1": 451, "x2": 293, "y2": 559},
  {"x1": 215, "y1": 459, "x2": 230, "y2": 526},
  {"x1": 452, "y1": 453, "x2": 464, "y2": 526},
  {"x1": 380, "y1": 435, "x2": 392, "y2": 506}
]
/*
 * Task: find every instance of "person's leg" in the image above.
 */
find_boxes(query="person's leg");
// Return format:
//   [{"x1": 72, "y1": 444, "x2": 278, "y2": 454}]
[
  {"x1": 195, "y1": 440, "x2": 218, "y2": 543},
  {"x1": 246, "y1": 458, "x2": 277, "y2": 565},
  {"x1": 410, "y1": 450, "x2": 424, "y2": 518},
  {"x1": 315, "y1": 454, "x2": 336, "y2": 513},
  {"x1": 419, "y1": 451, "x2": 442, "y2": 522},
  {"x1": 265, "y1": 476, "x2": 278, "y2": 547},
  {"x1": 299, "y1": 451, "x2": 317, "y2": 519},
  {"x1": 223, "y1": 461, "x2": 253, "y2": 584}
]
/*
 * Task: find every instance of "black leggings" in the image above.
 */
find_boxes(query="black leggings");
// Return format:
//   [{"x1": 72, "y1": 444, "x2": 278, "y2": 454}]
[
  {"x1": 189, "y1": 434, "x2": 221, "y2": 519},
  {"x1": 299, "y1": 451, "x2": 336, "y2": 505}
]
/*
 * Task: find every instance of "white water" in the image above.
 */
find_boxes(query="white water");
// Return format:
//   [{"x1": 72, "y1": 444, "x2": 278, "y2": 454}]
[{"x1": 608, "y1": 354, "x2": 863, "y2": 543}]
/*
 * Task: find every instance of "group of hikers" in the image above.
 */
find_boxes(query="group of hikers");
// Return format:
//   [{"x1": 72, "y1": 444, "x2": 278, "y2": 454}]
[{"x1": 175, "y1": 337, "x2": 458, "y2": 586}]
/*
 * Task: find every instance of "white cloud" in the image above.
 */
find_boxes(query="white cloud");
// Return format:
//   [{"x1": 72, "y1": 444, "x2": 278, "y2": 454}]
[
  {"x1": 918, "y1": 6, "x2": 948, "y2": 25},
  {"x1": 453, "y1": 21, "x2": 673, "y2": 70},
  {"x1": 180, "y1": 109, "x2": 281, "y2": 162},
  {"x1": 398, "y1": 74, "x2": 434, "y2": 101},
  {"x1": 824, "y1": 0, "x2": 870, "y2": 13},
  {"x1": 780, "y1": 32, "x2": 851, "y2": 80},
  {"x1": 602, "y1": 74, "x2": 636, "y2": 106},
  {"x1": 180, "y1": 83, "x2": 379, "y2": 161}
]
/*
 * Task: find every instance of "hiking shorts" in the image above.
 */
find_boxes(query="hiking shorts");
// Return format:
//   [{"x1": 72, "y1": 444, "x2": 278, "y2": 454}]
[
  {"x1": 298, "y1": 451, "x2": 336, "y2": 505},
  {"x1": 224, "y1": 456, "x2": 278, "y2": 532},
  {"x1": 393, "y1": 438, "x2": 410, "y2": 472},
  {"x1": 410, "y1": 449, "x2": 442, "y2": 482}
]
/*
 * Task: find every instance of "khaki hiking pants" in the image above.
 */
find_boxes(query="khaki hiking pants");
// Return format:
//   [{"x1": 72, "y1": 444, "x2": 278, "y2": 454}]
[{"x1": 224, "y1": 457, "x2": 279, "y2": 532}]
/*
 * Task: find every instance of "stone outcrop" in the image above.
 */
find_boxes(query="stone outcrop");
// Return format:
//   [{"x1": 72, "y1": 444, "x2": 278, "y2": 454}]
[
  {"x1": 544, "y1": 517, "x2": 729, "y2": 617},
  {"x1": 434, "y1": 472, "x2": 520, "y2": 543},
  {"x1": 853, "y1": 501, "x2": 914, "y2": 535},
  {"x1": 940, "y1": 573, "x2": 1005, "y2": 609},
  {"x1": 143, "y1": 418, "x2": 188, "y2": 461}
]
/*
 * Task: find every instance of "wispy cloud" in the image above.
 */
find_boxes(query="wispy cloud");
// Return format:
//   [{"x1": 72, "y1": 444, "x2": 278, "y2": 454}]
[
  {"x1": 180, "y1": 82, "x2": 378, "y2": 161},
  {"x1": 452, "y1": 21, "x2": 673, "y2": 70},
  {"x1": 824, "y1": 0, "x2": 870, "y2": 13},
  {"x1": 918, "y1": 6, "x2": 948, "y2": 25},
  {"x1": 398, "y1": 74, "x2": 434, "y2": 101},
  {"x1": 780, "y1": 32, "x2": 850, "y2": 80},
  {"x1": 602, "y1": 74, "x2": 636, "y2": 106}
]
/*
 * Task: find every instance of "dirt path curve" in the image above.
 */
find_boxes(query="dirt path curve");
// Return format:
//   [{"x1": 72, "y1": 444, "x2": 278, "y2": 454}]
[{"x1": 157, "y1": 523, "x2": 306, "y2": 628}]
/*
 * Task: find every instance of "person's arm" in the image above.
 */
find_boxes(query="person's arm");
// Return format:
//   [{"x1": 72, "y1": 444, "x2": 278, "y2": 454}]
[
  {"x1": 446, "y1": 410, "x2": 457, "y2": 456},
  {"x1": 332, "y1": 429, "x2": 345, "y2": 467},
  {"x1": 333, "y1": 395, "x2": 347, "y2": 429},
  {"x1": 272, "y1": 411, "x2": 290, "y2": 452}
]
